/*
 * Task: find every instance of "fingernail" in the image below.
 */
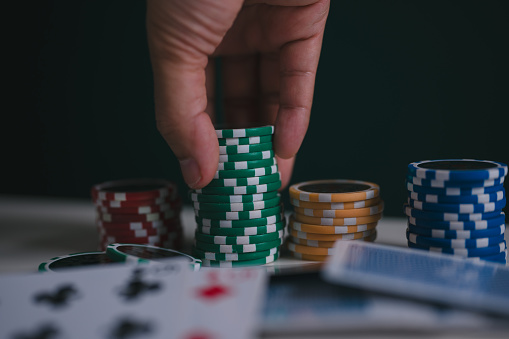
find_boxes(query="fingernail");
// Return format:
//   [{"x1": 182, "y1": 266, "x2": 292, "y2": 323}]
[{"x1": 180, "y1": 158, "x2": 201, "y2": 188}]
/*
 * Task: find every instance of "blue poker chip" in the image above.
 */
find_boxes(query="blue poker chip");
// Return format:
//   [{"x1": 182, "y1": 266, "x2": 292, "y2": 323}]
[
  {"x1": 408, "y1": 223, "x2": 506, "y2": 239},
  {"x1": 406, "y1": 229, "x2": 505, "y2": 249},
  {"x1": 408, "y1": 159, "x2": 508, "y2": 181},
  {"x1": 407, "y1": 197, "x2": 506, "y2": 214},
  {"x1": 470, "y1": 251, "x2": 507, "y2": 265},
  {"x1": 407, "y1": 214, "x2": 506, "y2": 230},
  {"x1": 407, "y1": 239, "x2": 506, "y2": 257},
  {"x1": 406, "y1": 182, "x2": 505, "y2": 196},
  {"x1": 408, "y1": 190, "x2": 506, "y2": 204},
  {"x1": 406, "y1": 176, "x2": 505, "y2": 189},
  {"x1": 404, "y1": 205, "x2": 503, "y2": 221}
]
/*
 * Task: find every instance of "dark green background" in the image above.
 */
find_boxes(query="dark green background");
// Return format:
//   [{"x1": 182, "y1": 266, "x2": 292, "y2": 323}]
[{"x1": 6, "y1": 1, "x2": 508, "y2": 218}]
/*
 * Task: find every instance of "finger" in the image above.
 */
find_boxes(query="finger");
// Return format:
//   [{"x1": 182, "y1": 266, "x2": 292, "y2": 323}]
[
  {"x1": 259, "y1": 53, "x2": 295, "y2": 190},
  {"x1": 259, "y1": 51, "x2": 297, "y2": 190},
  {"x1": 276, "y1": 155, "x2": 295, "y2": 190},
  {"x1": 221, "y1": 55, "x2": 259, "y2": 126},
  {"x1": 151, "y1": 61, "x2": 219, "y2": 189},
  {"x1": 259, "y1": 52, "x2": 279, "y2": 124},
  {"x1": 274, "y1": 31, "x2": 325, "y2": 159},
  {"x1": 146, "y1": 0, "x2": 244, "y2": 189},
  {"x1": 245, "y1": 0, "x2": 321, "y2": 6},
  {"x1": 205, "y1": 59, "x2": 216, "y2": 121}
]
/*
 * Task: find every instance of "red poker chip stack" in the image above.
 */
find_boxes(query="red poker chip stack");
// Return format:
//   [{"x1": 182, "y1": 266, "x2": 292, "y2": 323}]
[{"x1": 91, "y1": 178, "x2": 183, "y2": 251}]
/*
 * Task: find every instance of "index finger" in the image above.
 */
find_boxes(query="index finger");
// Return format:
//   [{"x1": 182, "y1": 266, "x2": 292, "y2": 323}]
[{"x1": 274, "y1": 31, "x2": 326, "y2": 159}]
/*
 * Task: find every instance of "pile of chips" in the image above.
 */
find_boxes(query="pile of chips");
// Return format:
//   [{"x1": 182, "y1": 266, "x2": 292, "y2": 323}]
[
  {"x1": 404, "y1": 159, "x2": 508, "y2": 264},
  {"x1": 38, "y1": 244, "x2": 201, "y2": 272},
  {"x1": 286, "y1": 179, "x2": 383, "y2": 261},
  {"x1": 190, "y1": 125, "x2": 285, "y2": 267},
  {"x1": 91, "y1": 178, "x2": 183, "y2": 251}
]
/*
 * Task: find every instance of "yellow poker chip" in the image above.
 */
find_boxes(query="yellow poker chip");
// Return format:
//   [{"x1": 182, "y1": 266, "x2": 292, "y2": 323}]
[
  {"x1": 290, "y1": 197, "x2": 381, "y2": 210},
  {"x1": 286, "y1": 241, "x2": 336, "y2": 255},
  {"x1": 288, "y1": 216, "x2": 378, "y2": 234},
  {"x1": 289, "y1": 230, "x2": 377, "y2": 247},
  {"x1": 287, "y1": 231, "x2": 378, "y2": 256},
  {"x1": 289, "y1": 236, "x2": 338, "y2": 248},
  {"x1": 289, "y1": 179, "x2": 380, "y2": 203},
  {"x1": 288, "y1": 251, "x2": 329, "y2": 261},
  {"x1": 293, "y1": 212, "x2": 383, "y2": 226},
  {"x1": 288, "y1": 228, "x2": 376, "y2": 241},
  {"x1": 293, "y1": 201, "x2": 384, "y2": 218}
]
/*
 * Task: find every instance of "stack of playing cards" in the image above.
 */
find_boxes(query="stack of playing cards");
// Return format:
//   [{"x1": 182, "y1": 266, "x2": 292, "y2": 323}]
[{"x1": 322, "y1": 241, "x2": 509, "y2": 317}]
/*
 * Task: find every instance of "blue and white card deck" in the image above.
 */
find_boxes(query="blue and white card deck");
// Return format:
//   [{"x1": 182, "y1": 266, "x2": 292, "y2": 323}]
[{"x1": 323, "y1": 241, "x2": 509, "y2": 317}]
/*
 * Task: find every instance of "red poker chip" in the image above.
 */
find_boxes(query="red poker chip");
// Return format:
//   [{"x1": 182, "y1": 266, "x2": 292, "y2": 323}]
[
  {"x1": 98, "y1": 222, "x2": 182, "y2": 235},
  {"x1": 93, "y1": 195, "x2": 176, "y2": 208},
  {"x1": 96, "y1": 209, "x2": 179, "y2": 223},
  {"x1": 99, "y1": 227, "x2": 171, "y2": 238},
  {"x1": 100, "y1": 233, "x2": 179, "y2": 244},
  {"x1": 91, "y1": 178, "x2": 178, "y2": 202},
  {"x1": 96, "y1": 199, "x2": 182, "y2": 215},
  {"x1": 96, "y1": 218, "x2": 181, "y2": 230},
  {"x1": 98, "y1": 225, "x2": 183, "y2": 238},
  {"x1": 99, "y1": 233, "x2": 183, "y2": 251}
]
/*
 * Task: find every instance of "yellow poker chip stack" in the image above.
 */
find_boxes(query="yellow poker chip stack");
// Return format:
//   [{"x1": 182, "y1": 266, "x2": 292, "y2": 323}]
[{"x1": 286, "y1": 179, "x2": 383, "y2": 261}]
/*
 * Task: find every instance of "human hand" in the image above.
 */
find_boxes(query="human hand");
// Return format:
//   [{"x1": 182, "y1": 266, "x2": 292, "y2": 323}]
[{"x1": 146, "y1": 0, "x2": 329, "y2": 189}]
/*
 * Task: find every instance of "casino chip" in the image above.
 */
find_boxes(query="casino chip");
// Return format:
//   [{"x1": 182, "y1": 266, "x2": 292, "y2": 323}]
[
  {"x1": 404, "y1": 159, "x2": 508, "y2": 264},
  {"x1": 38, "y1": 244, "x2": 202, "y2": 272},
  {"x1": 190, "y1": 125, "x2": 283, "y2": 266},
  {"x1": 408, "y1": 223, "x2": 505, "y2": 239},
  {"x1": 106, "y1": 243, "x2": 201, "y2": 271},
  {"x1": 201, "y1": 252, "x2": 280, "y2": 268},
  {"x1": 38, "y1": 252, "x2": 117, "y2": 272},
  {"x1": 91, "y1": 178, "x2": 184, "y2": 251},
  {"x1": 286, "y1": 179, "x2": 383, "y2": 261}
]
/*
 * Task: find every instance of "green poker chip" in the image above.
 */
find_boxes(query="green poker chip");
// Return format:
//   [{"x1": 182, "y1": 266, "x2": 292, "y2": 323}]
[
  {"x1": 195, "y1": 205, "x2": 282, "y2": 220},
  {"x1": 192, "y1": 246, "x2": 279, "y2": 261},
  {"x1": 194, "y1": 180, "x2": 282, "y2": 195},
  {"x1": 217, "y1": 158, "x2": 276, "y2": 171},
  {"x1": 201, "y1": 252, "x2": 280, "y2": 267},
  {"x1": 219, "y1": 142, "x2": 273, "y2": 155},
  {"x1": 189, "y1": 190, "x2": 279, "y2": 203},
  {"x1": 219, "y1": 150, "x2": 275, "y2": 163},
  {"x1": 105, "y1": 243, "x2": 201, "y2": 271},
  {"x1": 216, "y1": 125, "x2": 274, "y2": 138},
  {"x1": 214, "y1": 164, "x2": 278, "y2": 179},
  {"x1": 195, "y1": 229, "x2": 284, "y2": 245},
  {"x1": 196, "y1": 213, "x2": 285, "y2": 228},
  {"x1": 218, "y1": 135, "x2": 273, "y2": 146},
  {"x1": 194, "y1": 237, "x2": 284, "y2": 253},
  {"x1": 38, "y1": 251, "x2": 117, "y2": 272},
  {"x1": 193, "y1": 195, "x2": 281, "y2": 212},
  {"x1": 196, "y1": 221, "x2": 286, "y2": 236},
  {"x1": 206, "y1": 172, "x2": 281, "y2": 187}
]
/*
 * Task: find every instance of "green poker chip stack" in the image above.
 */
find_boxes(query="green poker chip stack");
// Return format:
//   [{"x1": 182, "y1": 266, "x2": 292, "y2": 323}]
[{"x1": 190, "y1": 125, "x2": 285, "y2": 267}]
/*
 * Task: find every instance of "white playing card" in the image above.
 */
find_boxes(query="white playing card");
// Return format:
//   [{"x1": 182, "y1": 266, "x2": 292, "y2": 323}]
[
  {"x1": 176, "y1": 267, "x2": 268, "y2": 339},
  {"x1": 0, "y1": 259, "x2": 192, "y2": 339}
]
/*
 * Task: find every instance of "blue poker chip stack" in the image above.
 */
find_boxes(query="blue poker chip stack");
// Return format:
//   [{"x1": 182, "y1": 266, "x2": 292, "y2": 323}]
[{"x1": 404, "y1": 159, "x2": 508, "y2": 264}]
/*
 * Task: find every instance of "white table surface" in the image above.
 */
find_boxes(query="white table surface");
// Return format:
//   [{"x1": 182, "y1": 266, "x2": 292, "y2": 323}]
[{"x1": 1, "y1": 195, "x2": 508, "y2": 339}]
